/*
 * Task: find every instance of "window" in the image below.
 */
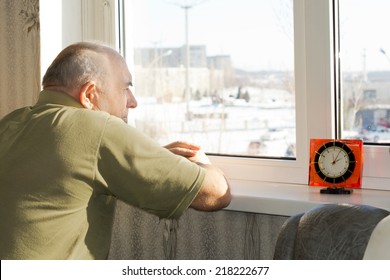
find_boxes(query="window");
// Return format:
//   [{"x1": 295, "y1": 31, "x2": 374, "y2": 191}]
[
  {"x1": 339, "y1": 0, "x2": 390, "y2": 145},
  {"x1": 337, "y1": 0, "x2": 390, "y2": 190},
  {"x1": 122, "y1": 0, "x2": 390, "y2": 190},
  {"x1": 126, "y1": 0, "x2": 295, "y2": 159}
]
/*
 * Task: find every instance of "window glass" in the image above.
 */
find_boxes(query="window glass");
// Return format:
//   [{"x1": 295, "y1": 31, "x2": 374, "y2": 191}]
[
  {"x1": 340, "y1": 0, "x2": 390, "y2": 144},
  {"x1": 129, "y1": 0, "x2": 295, "y2": 157}
]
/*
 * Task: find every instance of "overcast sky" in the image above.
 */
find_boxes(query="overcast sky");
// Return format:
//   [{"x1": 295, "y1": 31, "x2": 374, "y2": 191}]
[
  {"x1": 130, "y1": 0, "x2": 390, "y2": 72},
  {"x1": 340, "y1": 0, "x2": 390, "y2": 71},
  {"x1": 131, "y1": 0, "x2": 294, "y2": 71}
]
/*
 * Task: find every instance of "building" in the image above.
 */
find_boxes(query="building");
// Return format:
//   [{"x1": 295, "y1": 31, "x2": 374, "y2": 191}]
[
  {"x1": 342, "y1": 71, "x2": 390, "y2": 130},
  {"x1": 133, "y1": 45, "x2": 233, "y2": 100}
]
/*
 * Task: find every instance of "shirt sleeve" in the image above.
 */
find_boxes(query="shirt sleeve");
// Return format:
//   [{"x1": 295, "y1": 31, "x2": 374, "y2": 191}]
[{"x1": 95, "y1": 116, "x2": 205, "y2": 219}]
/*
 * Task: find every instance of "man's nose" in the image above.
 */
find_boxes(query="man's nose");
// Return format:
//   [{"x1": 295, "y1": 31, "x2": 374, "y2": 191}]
[{"x1": 127, "y1": 90, "x2": 138, "y2": 108}]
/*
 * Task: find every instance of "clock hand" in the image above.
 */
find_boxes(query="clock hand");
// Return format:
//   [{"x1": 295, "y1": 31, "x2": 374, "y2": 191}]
[{"x1": 333, "y1": 149, "x2": 342, "y2": 164}]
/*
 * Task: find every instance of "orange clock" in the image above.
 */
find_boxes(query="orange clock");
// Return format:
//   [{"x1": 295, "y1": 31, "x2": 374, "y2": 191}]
[{"x1": 309, "y1": 139, "x2": 363, "y2": 192}]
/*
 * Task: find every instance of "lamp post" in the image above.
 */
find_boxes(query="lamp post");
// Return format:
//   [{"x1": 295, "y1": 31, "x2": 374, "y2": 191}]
[{"x1": 169, "y1": 0, "x2": 208, "y2": 120}]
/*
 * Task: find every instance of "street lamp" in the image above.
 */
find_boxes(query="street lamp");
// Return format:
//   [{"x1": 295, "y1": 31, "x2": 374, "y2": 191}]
[
  {"x1": 168, "y1": 0, "x2": 208, "y2": 120},
  {"x1": 380, "y1": 48, "x2": 390, "y2": 65}
]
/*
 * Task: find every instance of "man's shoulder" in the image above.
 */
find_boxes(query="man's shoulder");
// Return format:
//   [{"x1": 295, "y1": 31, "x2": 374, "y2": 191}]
[
  {"x1": 0, "y1": 106, "x2": 31, "y2": 122},
  {"x1": 0, "y1": 106, "x2": 33, "y2": 134},
  {"x1": 72, "y1": 107, "x2": 111, "y2": 122},
  {"x1": 76, "y1": 109, "x2": 128, "y2": 130}
]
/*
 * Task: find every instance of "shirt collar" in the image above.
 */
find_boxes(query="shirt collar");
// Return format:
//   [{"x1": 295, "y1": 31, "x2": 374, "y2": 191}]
[{"x1": 35, "y1": 90, "x2": 84, "y2": 109}]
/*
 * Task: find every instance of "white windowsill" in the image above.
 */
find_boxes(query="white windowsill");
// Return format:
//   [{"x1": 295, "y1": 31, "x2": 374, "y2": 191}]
[{"x1": 225, "y1": 179, "x2": 390, "y2": 216}]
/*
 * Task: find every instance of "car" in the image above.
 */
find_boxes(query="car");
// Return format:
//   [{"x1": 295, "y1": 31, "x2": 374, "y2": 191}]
[
  {"x1": 365, "y1": 125, "x2": 390, "y2": 142},
  {"x1": 352, "y1": 125, "x2": 390, "y2": 143}
]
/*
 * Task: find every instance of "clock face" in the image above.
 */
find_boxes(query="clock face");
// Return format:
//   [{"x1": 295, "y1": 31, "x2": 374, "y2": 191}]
[
  {"x1": 314, "y1": 141, "x2": 356, "y2": 184},
  {"x1": 308, "y1": 139, "x2": 363, "y2": 188}
]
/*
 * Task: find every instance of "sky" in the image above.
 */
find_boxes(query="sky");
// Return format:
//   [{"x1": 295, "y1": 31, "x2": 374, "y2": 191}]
[
  {"x1": 130, "y1": 0, "x2": 390, "y2": 72},
  {"x1": 340, "y1": 0, "x2": 390, "y2": 71},
  {"x1": 130, "y1": 0, "x2": 294, "y2": 71}
]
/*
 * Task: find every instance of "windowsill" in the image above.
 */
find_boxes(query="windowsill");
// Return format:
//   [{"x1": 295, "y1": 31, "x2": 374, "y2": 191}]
[{"x1": 225, "y1": 179, "x2": 390, "y2": 216}]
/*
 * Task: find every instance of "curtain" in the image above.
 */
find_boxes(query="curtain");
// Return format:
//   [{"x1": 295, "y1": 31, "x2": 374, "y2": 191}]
[
  {"x1": 0, "y1": 0, "x2": 40, "y2": 118},
  {"x1": 109, "y1": 200, "x2": 288, "y2": 260}
]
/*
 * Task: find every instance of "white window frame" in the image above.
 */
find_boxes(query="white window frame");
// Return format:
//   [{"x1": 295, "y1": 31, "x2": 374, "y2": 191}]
[
  {"x1": 121, "y1": 0, "x2": 390, "y2": 191},
  {"x1": 42, "y1": 0, "x2": 390, "y2": 192}
]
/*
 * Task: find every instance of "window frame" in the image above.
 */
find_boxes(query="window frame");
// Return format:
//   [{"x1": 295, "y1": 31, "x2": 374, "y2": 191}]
[
  {"x1": 120, "y1": 0, "x2": 390, "y2": 190},
  {"x1": 204, "y1": 0, "x2": 334, "y2": 185}
]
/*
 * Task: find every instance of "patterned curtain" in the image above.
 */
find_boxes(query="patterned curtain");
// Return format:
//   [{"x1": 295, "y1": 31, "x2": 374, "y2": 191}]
[
  {"x1": 0, "y1": 0, "x2": 40, "y2": 118},
  {"x1": 109, "y1": 200, "x2": 288, "y2": 260}
]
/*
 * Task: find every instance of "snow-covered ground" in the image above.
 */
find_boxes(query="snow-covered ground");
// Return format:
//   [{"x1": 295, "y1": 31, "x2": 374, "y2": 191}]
[{"x1": 129, "y1": 95, "x2": 296, "y2": 158}]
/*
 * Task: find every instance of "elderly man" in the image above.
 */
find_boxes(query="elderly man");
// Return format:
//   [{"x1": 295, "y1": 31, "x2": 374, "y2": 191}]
[{"x1": 0, "y1": 42, "x2": 230, "y2": 259}]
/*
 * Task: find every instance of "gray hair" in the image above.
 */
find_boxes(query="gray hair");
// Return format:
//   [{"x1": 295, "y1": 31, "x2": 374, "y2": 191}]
[{"x1": 42, "y1": 42, "x2": 117, "y2": 90}]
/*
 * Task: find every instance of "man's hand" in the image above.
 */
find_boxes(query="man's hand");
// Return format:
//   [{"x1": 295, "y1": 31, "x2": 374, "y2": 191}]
[
  {"x1": 164, "y1": 141, "x2": 211, "y2": 164},
  {"x1": 187, "y1": 149, "x2": 211, "y2": 165},
  {"x1": 164, "y1": 141, "x2": 231, "y2": 211},
  {"x1": 164, "y1": 141, "x2": 201, "y2": 158}
]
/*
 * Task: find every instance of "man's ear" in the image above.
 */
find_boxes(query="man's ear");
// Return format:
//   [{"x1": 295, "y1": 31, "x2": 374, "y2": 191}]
[{"x1": 79, "y1": 81, "x2": 98, "y2": 110}]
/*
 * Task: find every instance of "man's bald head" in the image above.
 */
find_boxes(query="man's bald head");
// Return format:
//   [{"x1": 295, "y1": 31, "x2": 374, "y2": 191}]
[{"x1": 42, "y1": 42, "x2": 122, "y2": 92}]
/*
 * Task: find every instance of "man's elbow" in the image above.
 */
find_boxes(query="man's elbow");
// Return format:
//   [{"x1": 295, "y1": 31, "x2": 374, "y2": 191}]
[
  {"x1": 216, "y1": 186, "x2": 232, "y2": 209},
  {"x1": 191, "y1": 182, "x2": 232, "y2": 211}
]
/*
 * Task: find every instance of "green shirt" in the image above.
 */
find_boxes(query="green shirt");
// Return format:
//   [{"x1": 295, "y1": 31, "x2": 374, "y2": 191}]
[{"x1": 0, "y1": 90, "x2": 205, "y2": 259}]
